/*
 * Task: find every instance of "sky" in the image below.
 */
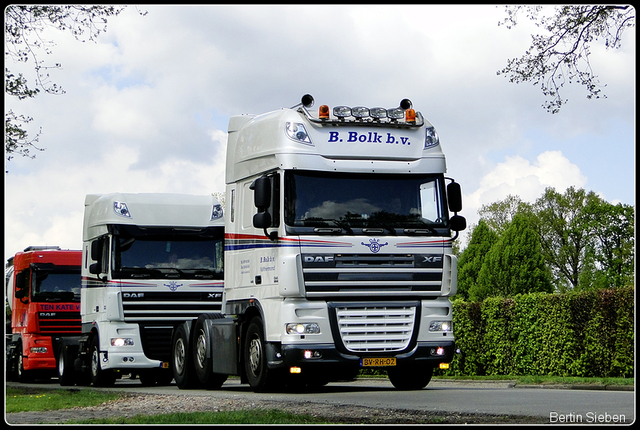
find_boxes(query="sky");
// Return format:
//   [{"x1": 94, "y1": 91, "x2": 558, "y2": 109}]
[{"x1": 4, "y1": 5, "x2": 636, "y2": 262}]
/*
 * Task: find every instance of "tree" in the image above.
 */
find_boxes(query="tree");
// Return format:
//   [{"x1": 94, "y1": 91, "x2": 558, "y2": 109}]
[
  {"x1": 457, "y1": 220, "x2": 499, "y2": 301},
  {"x1": 477, "y1": 194, "x2": 532, "y2": 235},
  {"x1": 473, "y1": 213, "x2": 553, "y2": 301},
  {"x1": 497, "y1": 5, "x2": 635, "y2": 113},
  {"x1": 585, "y1": 199, "x2": 634, "y2": 289},
  {"x1": 4, "y1": 5, "x2": 131, "y2": 161},
  {"x1": 533, "y1": 187, "x2": 597, "y2": 291}
]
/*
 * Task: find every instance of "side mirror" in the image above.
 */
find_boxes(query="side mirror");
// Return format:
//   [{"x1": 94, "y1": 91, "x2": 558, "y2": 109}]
[
  {"x1": 446, "y1": 181, "x2": 463, "y2": 213},
  {"x1": 89, "y1": 263, "x2": 101, "y2": 275},
  {"x1": 253, "y1": 212, "x2": 272, "y2": 229},
  {"x1": 450, "y1": 215, "x2": 467, "y2": 232},
  {"x1": 14, "y1": 270, "x2": 28, "y2": 300},
  {"x1": 90, "y1": 240, "x2": 102, "y2": 261},
  {"x1": 251, "y1": 176, "x2": 271, "y2": 210}
]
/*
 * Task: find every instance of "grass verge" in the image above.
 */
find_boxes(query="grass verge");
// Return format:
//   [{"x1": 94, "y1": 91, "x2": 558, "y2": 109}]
[
  {"x1": 6, "y1": 386, "x2": 125, "y2": 413},
  {"x1": 432, "y1": 375, "x2": 634, "y2": 386},
  {"x1": 66, "y1": 410, "x2": 330, "y2": 424}
]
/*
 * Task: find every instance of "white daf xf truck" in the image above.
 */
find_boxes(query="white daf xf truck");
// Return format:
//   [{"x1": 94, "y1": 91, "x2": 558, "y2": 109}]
[
  {"x1": 57, "y1": 193, "x2": 225, "y2": 386},
  {"x1": 173, "y1": 95, "x2": 466, "y2": 391}
]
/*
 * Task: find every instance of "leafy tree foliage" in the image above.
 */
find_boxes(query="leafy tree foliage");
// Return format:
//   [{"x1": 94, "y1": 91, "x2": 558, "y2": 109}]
[
  {"x1": 4, "y1": 5, "x2": 128, "y2": 161},
  {"x1": 533, "y1": 187, "x2": 596, "y2": 291},
  {"x1": 458, "y1": 186, "x2": 634, "y2": 300},
  {"x1": 498, "y1": 5, "x2": 635, "y2": 113},
  {"x1": 456, "y1": 220, "x2": 498, "y2": 300},
  {"x1": 473, "y1": 213, "x2": 553, "y2": 301},
  {"x1": 477, "y1": 194, "x2": 531, "y2": 235},
  {"x1": 585, "y1": 197, "x2": 635, "y2": 289}
]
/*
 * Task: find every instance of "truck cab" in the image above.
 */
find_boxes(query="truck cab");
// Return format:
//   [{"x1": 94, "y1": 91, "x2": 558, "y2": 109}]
[
  {"x1": 6, "y1": 246, "x2": 81, "y2": 382},
  {"x1": 211, "y1": 95, "x2": 466, "y2": 391},
  {"x1": 66, "y1": 193, "x2": 225, "y2": 386}
]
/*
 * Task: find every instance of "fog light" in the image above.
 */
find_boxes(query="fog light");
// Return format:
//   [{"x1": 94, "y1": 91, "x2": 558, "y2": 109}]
[
  {"x1": 30, "y1": 347, "x2": 48, "y2": 353},
  {"x1": 290, "y1": 367, "x2": 302, "y2": 374},
  {"x1": 439, "y1": 363, "x2": 449, "y2": 370},
  {"x1": 303, "y1": 350, "x2": 322, "y2": 359},
  {"x1": 431, "y1": 347, "x2": 446, "y2": 356}
]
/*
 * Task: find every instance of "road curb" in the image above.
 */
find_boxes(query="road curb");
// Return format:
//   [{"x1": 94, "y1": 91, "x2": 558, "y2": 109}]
[{"x1": 433, "y1": 379, "x2": 633, "y2": 392}]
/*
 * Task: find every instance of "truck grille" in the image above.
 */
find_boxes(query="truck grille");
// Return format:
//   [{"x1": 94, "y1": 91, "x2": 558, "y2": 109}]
[
  {"x1": 302, "y1": 253, "x2": 443, "y2": 298},
  {"x1": 122, "y1": 291, "x2": 223, "y2": 322},
  {"x1": 38, "y1": 312, "x2": 81, "y2": 335},
  {"x1": 333, "y1": 304, "x2": 417, "y2": 353}
]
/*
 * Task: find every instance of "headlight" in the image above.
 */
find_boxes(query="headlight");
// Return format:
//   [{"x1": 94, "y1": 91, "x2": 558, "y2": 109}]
[
  {"x1": 429, "y1": 321, "x2": 452, "y2": 332},
  {"x1": 286, "y1": 322, "x2": 321, "y2": 335},
  {"x1": 285, "y1": 122, "x2": 312, "y2": 144},
  {"x1": 113, "y1": 201, "x2": 131, "y2": 217},
  {"x1": 424, "y1": 126, "x2": 440, "y2": 148},
  {"x1": 111, "y1": 338, "x2": 134, "y2": 347},
  {"x1": 211, "y1": 203, "x2": 223, "y2": 220}
]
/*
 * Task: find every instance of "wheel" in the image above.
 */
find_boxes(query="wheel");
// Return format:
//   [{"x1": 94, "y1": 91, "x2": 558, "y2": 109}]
[
  {"x1": 244, "y1": 317, "x2": 278, "y2": 392},
  {"x1": 172, "y1": 324, "x2": 201, "y2": 389},
  {"x1": 388, "y1": 365, "x2": 433, "y2": 390},
  {"x1": 192, "y1": 315, "x2": 227, "y2": 389},
  {"x1": 16, "y1": 341, "x2": 33, "y2": 383},
  {"x1": 89, "y1": 336, "x2": 115, "y2": 387},
  {"x1": 6, "y1": 342, "x2": 19, "y2": 382},
  {"x1": 57, "y1": 345, "x2": 76, "y2": 386}
]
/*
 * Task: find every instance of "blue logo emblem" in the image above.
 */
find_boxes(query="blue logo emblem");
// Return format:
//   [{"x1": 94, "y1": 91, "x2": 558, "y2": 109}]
[
  {"x1": 164, "y1": 281, "x2": 183, "y2": 292},
  {"x1": 361, "y1": 238, "x2": 389, "y2": 253}
]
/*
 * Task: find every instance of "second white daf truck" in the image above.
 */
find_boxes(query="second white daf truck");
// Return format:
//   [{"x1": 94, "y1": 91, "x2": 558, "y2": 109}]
[
  {"x1": 173, "y1": 95, "x2": 466, "y2": 391},
  {"x1": 58, "y1": 193, "x2": 225, "y2": 386}
]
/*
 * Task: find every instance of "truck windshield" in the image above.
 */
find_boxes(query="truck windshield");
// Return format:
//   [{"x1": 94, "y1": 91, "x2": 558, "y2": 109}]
[
  {"x1": 110, "y1": 225, "x2": 224, "y2": 279},
  {"x1": 284, "y1": 171, "x2": 448, "y2": 235},
  {"x1": 32, "y1": 267, "x2": 81, "y2": 302}
]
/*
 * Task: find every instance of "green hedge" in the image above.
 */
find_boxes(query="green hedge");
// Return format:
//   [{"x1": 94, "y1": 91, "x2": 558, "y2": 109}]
[{"x1": 442, "y1": 287, "x2": 634, "y2": 378}]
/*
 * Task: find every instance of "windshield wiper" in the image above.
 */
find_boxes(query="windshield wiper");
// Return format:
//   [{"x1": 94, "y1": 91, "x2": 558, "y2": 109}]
[
  {"x1": 314, "y1": 219, "x2": 354, "y2": 235},
  {"x1": 365, "y1": 220, "x2": 397, "y2": 235},
  {"x1": 403, "y1": 219, "x2": 439, "y2": 235}
]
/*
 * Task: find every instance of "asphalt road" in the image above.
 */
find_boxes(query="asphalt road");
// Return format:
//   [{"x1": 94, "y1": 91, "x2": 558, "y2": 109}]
[{"x1": 8, "y1": 377, "x2": 635, "y2": 424}]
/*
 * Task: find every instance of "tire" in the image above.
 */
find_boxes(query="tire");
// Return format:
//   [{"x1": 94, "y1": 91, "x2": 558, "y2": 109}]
[
  {"x1": 192, "y1": 315, "x2": 227, "y2": 389},
  {"x1": 89, "y1": 336, "x2": 115, "y2": 387},
  {"x1": 388, "y1": 365, "x2": 433, "y2": 390},
  {"x1": 16, "y1": 341, "x2": 33, "y2": 383},
  {"x1": 57, "y1": 345, "x2": 76, "y2": 386},
  {"x1": 244, "y1": 317, "x2": 277, "y2": 392},
  {"x1": 172, "y1": 324, "x2": 200, "y2": 389},
  {"x1": 6, "y1": 342, "x2": 19, "y2": 382}
]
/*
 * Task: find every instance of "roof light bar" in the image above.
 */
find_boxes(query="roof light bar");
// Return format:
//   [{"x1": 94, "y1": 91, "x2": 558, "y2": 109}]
[{"x1": 298, "y1": 95, "x2": 424, "y2": 128}]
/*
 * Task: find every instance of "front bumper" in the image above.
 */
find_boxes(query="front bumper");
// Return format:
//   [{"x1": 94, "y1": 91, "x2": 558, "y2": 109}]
[{"x1": 270, "y1": 341, "x2": 455, "y2": 375}]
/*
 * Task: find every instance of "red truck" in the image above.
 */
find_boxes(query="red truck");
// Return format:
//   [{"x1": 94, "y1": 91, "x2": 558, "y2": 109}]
[{"x1": 6, "y1": 246, "x2": 82, "y2": 382}]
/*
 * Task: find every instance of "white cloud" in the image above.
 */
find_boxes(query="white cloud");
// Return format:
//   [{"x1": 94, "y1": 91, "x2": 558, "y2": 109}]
[{"x1": 462, "y1": 151, "x2": 588, "y2": 233}]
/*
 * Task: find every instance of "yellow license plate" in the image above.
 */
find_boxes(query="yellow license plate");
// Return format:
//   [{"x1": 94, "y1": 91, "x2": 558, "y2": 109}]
[{"x1": 361, "y1": 357, "x2": 396, "y2": 367}]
